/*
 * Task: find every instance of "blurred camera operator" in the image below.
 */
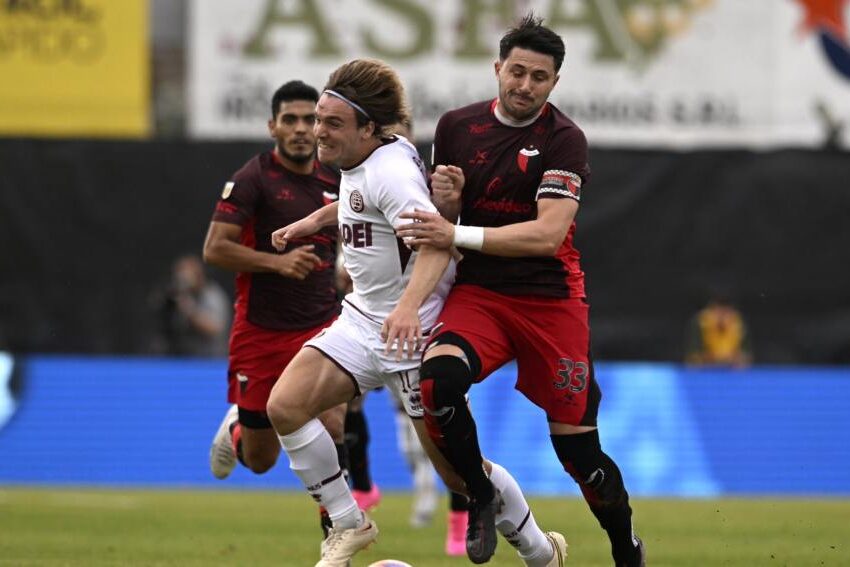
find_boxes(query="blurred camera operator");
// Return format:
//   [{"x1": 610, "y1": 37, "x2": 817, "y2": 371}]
[{"x1": 153, "y1": 254, "x2": 230, "y2": 357}]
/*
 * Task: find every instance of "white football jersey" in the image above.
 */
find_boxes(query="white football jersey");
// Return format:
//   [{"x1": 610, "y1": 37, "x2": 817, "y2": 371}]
[{"x1": 338, "y1": 136, "x2": 454, "y2": 330}]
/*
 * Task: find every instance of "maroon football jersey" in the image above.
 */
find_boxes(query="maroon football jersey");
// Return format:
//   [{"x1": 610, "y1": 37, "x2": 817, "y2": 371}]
[
  {"x1": 433, "y1": 99, "x2": 590, "y2": 298},
  {"x1": 212, "y1": 151, "x2": 340, "y2": 330}
]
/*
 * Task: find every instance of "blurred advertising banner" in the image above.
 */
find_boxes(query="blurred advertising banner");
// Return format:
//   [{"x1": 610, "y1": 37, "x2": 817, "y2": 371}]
[
  {"x1": 0, "y1": 0, "x2": 149, "y2": 138},
  {"x1": 188, "y1": 0, "x2": 850, "y2": 147}
]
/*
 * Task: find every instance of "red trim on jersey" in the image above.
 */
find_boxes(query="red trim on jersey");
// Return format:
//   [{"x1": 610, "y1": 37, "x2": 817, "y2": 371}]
[
  {"x1": 234, "y1": 218, "x2": 257, "y2": 324},
  {"x1": 315, "y1": 159, "x2": 338, "y2": 186},
  {"x1": 555, "y1": 223, "x2": 585, "y2": 298},
  {"x1": 270, "y1": 150, "x2": 286, "y2": 168}
]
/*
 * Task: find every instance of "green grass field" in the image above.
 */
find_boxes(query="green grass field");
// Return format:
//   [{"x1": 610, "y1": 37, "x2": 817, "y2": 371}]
[{"x1": 0, "y1": 488, "x2": 847, "y2": 566}]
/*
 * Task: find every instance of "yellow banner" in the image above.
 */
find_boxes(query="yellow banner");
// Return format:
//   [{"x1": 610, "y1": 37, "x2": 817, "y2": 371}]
[{"x1": 0, "y1": 0, "x2": 149, "y2": 138}]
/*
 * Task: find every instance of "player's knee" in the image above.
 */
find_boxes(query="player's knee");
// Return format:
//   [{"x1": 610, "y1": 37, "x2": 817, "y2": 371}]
[
  {"x1": 242, "y1": 448, "x2": 278, "y2": 474},
  {"x1": 266, "y1": 396, "x2": 305, "y2": 435},
  {"x1": 419, "y1": 355, "x2": 472, "y2": 413},
  {"x1": 265, "y1": 397, "x2": 285, "y2": 430},
  {"x1": 551, "y1": 429, "x2": 627, "y2": 508}
]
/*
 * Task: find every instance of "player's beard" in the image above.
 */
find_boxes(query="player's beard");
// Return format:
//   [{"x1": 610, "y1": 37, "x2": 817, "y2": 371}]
[
  {"x1": 279, "y1": 146, "x2": 315, "y2": 164},
  {"x1": 503, "y1": 92, "x2": 542, "y2": 121}
]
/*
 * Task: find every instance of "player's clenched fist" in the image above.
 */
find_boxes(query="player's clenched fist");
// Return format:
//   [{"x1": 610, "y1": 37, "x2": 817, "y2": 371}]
[
  {"x1": 273, "y1": 244, "x2": 321, "y2": 280},
  {"x1": 431, "y1": 164, "x2": 464, "y2": 205},
  {"x1": 431, "y1": 164, "x2": 464, "y2": 222},
  {"x1": 432, "y1": 164, "x2": 464, "y2": 196}
]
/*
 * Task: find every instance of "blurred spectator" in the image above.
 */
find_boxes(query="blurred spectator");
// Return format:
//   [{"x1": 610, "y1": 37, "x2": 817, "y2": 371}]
[
  {"x1": 685, "y1": 295, "x2": 752, "y2": 367},
  {"x1": 151, "y1": 255, "x2": 230, "y2": 357}
]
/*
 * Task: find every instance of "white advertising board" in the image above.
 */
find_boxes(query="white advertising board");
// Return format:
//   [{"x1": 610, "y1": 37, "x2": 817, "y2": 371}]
[{"x1": 189, "y1": 0, "x2": 850, "y2": 147}]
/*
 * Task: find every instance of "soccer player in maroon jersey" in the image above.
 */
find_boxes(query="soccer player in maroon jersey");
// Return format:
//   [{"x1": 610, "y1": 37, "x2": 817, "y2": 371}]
[
  {"x1": 267, "y1": 61, "x2": 564, "y2": 567},
  {"x1": 396, "y1": 15, "x2": 646, "y2": 567},
  {"x1": 203, "y1": 81, "x2": 348, "y2": 504}
]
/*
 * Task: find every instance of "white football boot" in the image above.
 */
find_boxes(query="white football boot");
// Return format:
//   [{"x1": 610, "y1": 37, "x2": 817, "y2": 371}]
[
  {"x1": 316, "y1": 513, "x2": 379, "y2": 567},
  {"x1": 209, "y1": 405, "x2": 238, "y2": 479}
]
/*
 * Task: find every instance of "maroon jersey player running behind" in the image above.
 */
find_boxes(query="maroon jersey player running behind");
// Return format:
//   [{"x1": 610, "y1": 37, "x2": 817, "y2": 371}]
[
  {"x1": 203, "y1": 81, "x2": 348, "y2": 504},
  {"x1": 396, "y1": 15, "x2": 645, "y2": 567}
]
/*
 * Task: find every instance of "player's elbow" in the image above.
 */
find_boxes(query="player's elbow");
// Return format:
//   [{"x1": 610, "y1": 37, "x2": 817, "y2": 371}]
[
  {"x1": 539, "y1": 239, "x2": 561, "y2": 256},
  {"x1": 533, "y1": 234, "x2": 563, "y2": 256},
  {"x1": 202, "y1": 240, "x2": 223, "y2": 267},
  {"x1": 201, "y1": 247, "x2": 216, "y2": 266}
]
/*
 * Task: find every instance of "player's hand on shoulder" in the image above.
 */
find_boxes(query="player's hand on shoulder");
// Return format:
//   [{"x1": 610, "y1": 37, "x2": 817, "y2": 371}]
[
  {"x1": 381, "y1": 305, "x2": 422, "y2": 362},
  {"x1": 396, "y1": 209, "x2": 454, "y2": 250},
  {"x1": 273, "y1": 244, "x2": 321, "y2": 280}
]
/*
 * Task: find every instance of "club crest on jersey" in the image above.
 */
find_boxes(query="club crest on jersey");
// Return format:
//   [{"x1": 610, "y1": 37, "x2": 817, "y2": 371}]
[
  {"x1": 350, "y1": 190, "x2": 365, "y2": 213},
  {"x1": 221, "y1": 181, "x2": 235, "y2": 199},
  {"x1": 517, "y1": 146, "x2": 540, "y2": 173}
]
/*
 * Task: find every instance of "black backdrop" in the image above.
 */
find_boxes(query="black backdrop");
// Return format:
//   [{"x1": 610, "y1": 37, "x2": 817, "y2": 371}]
[{"x1": 2, "y1": 139, "x2": 849, "y2": 363}]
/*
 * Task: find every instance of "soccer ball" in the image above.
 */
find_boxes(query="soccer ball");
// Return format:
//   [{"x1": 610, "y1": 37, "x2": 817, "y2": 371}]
[{"x1": 366, "y1": 561, "x2": 414, "y2": 567}]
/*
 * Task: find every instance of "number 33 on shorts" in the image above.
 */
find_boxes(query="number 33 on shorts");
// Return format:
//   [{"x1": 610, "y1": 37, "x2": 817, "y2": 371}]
[{"x1": 554, "y1": 357, "x2": 588, "y2": 393}]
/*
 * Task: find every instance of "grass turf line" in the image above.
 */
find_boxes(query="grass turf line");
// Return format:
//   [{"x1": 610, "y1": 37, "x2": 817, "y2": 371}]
[{"x1": 0, "y1": 488, "x2": 847, "y2": 566}]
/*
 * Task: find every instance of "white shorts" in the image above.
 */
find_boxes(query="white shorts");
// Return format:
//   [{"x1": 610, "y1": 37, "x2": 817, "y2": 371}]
[{"x1": 304, "y1": 304, "x2": 423, "y2": 417}]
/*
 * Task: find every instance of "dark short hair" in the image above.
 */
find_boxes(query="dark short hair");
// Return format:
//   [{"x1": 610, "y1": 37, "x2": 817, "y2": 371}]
[
  {"x1": 271, "y1": 80, "x2": 319, "y2": 118},
  {"x1": 499, "y1": 14, "x2": 565, "y2": 72}
]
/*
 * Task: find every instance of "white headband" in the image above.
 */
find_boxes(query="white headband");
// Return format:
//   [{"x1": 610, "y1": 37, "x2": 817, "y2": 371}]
[{"x1": 324, "y1": 89, "x2": 372, "y2": 120}]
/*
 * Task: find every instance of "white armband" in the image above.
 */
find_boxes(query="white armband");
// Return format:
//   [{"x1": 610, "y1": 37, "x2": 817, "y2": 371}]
[{"x1": 453, "y1": 225, "x2": 484, "y2": 251}]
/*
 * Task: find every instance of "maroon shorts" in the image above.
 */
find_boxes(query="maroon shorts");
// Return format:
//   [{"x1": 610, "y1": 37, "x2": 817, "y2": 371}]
[
  {"x1": 227, "y1": 317, "x2": 334, "y2": 412},
  {"x1": 430, "y1": 284, "x2": 600, "y2": 425}
]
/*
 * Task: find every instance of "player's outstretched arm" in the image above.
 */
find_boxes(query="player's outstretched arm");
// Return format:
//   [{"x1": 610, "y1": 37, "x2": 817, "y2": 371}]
[
  {"x1": 478, "y1": 197, "x2": 577, "y2": 257},
  {"x1": 203, "y1": 221, "x2": 285, "y2": 273},
  {"x1": 203, "y1": 221, "x2": 322, "y2": 280},
  {"x1": 381, "y1": 245, "x2": 452, "y2": 361},
  {"x1": 271, "y1": 201, "x2": 339, "y2": 251},
  {"x1": 398, "y1": 198, "x2": 577, "y2": 258}
]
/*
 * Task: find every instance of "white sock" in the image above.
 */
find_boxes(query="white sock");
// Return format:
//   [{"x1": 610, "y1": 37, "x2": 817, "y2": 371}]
[
  {"x1": 488, "y1": 462, "x2": 553, "y2": 566},
  {"x1": 412, "y1": 453, "x2": 438, "y2": 517},
  {"x1": 279, "y1": 418, "x2": 362, "y2": 529}
]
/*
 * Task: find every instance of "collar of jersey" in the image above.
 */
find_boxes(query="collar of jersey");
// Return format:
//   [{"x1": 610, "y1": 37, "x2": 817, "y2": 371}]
[
  {"x1": 340, "y1": 136, "x2": 400, "y2": 172},
  {"x1": 492, "y1": 98, "x2": 546, "y2": 128}
]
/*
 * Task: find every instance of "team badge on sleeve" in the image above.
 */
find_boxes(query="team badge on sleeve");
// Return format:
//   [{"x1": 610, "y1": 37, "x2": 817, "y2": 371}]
[
  {"x1": 537, "y1": 170, "x2": 582, "y2": 201},
  {"x1": 221, "y1": 181, "x2": 235, "y2": 199}
]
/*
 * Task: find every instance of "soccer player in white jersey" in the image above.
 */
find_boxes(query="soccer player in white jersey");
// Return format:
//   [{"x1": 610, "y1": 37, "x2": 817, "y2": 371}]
[{"x1": 267, "y1": 59, "x2": 564, "y2": 567}]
